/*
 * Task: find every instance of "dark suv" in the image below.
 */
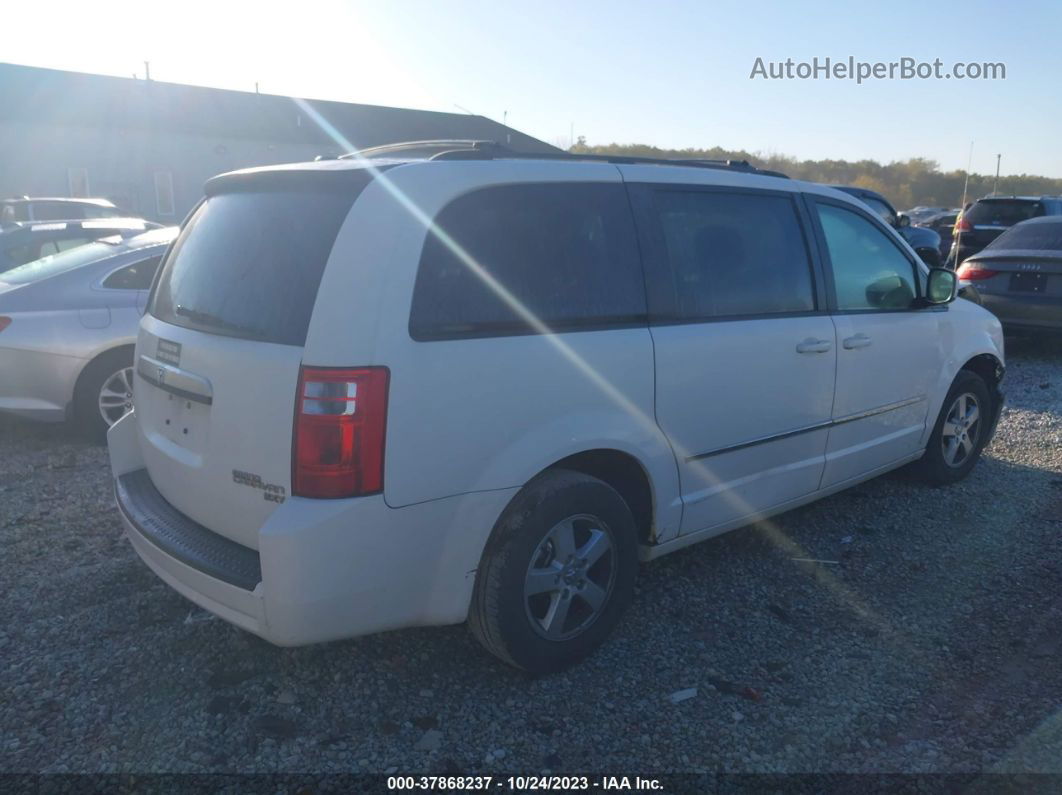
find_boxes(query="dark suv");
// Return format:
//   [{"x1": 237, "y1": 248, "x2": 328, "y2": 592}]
[
  {"x1": 949, "y1": 196, "x2": 1062, "y2": 267},
  {"x1": 831, "y1": 186, "x2": 943, "y2": 266}
]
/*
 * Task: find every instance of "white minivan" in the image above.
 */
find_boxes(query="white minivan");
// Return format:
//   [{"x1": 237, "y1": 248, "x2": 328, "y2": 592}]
[{"x1": 108, "y1": 142, "x2": 1005, "y2": 672}]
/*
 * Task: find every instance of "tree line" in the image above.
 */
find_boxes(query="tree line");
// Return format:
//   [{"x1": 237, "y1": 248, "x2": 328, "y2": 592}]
[{"x1": 569, "y1": 139, "x2": 1062, "y2": 211}]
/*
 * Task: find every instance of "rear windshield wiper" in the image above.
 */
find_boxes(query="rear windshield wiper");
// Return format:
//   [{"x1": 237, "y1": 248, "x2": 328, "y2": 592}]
[{"x1": 174, "y1": 305, "x2": 266, "y2": 340}]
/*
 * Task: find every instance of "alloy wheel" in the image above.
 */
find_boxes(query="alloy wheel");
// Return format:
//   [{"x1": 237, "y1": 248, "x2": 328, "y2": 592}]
[
  {"x1": 98, "y1": 366, "x2": 135, "y2": 427},
  {"x1": 941, "y1": 391, "x2": 981, "y2": 468},
  {"x1": 524, "y1": 513, "x2": 617, "y2": 641}
]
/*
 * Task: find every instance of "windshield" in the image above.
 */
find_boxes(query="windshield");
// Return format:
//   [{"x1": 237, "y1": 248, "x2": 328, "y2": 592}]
[
  {"x1": 0, "y1": 237, "x2": 124, "y2": 285},
  {"x1": 987, "y1": 221, "x2": 1062, "y2": 252}
]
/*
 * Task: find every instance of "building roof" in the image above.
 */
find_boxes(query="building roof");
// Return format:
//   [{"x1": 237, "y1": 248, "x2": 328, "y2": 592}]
[{"x1": 0, "y1": 62, "x2": 560, "y2": 155}]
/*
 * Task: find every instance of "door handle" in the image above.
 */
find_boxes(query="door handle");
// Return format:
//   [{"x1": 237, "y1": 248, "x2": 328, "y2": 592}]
[
  {"x1": 843, "y1": 333, "x2": 873, "y2": 350},
  {"x1": 796, "y1": 338, "x2": 832, "y2": 354}
]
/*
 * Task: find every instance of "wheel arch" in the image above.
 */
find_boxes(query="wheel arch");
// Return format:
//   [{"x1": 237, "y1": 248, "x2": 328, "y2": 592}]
[
  {"x1": 960, "y1": 352, "x2": 1004, "y2": 388},
  {"x1": 544, "y1": 448, "x2": 657, "y2": 545}
]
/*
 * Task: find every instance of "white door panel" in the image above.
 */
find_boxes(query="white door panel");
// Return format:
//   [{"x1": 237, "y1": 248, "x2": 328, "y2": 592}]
[
  {"x1": 813, "y1": 199, "x2": 948, "y2": 487},
  {"x1": 823, "y1": 312, "x2": 943, "y2": 485},
  {"x1": 652, "y1": 317, "x2": 836, "y2": 534}
]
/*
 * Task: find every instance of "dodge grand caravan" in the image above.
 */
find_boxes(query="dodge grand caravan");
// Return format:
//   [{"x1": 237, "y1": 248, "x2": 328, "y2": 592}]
[{"x1": 108, "y1": 142, "x2": 1005, "y2": 673}]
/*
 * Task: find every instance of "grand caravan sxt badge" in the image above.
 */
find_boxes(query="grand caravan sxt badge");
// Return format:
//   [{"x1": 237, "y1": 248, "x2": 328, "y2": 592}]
[{"x1": 232, "y1": 469, "x2": 287, "y2": 503}]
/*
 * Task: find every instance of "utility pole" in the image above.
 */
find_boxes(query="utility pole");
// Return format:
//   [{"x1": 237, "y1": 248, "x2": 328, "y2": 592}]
[
  {"x1": 993, "y1": 153, "x2": 1001, "y2": 195},
  {"x1": 570, "y1": 121, "x2": 574, "y2": 149},
  {"x1": 144, "y1": 61, "x2": 151, "y2": 81}
]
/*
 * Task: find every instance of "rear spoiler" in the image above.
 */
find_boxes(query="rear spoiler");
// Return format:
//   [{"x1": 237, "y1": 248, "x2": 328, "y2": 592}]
[{"x1": 205, "y1": 163, "x2": 392, "y2": 196}]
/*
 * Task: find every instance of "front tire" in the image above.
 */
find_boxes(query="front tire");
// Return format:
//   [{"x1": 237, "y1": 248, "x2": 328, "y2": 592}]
[
  {"x1": 911, "y1": 371, "x2": 993, "y2": 485},
  {"x1": 469, "y1": 469, "x2": 639, "y2": 673}
]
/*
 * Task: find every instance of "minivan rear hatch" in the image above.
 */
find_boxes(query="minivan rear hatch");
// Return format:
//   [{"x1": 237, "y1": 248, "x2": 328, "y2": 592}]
[{"x1": 135, "y1": 165, "x2": 376, "y2": 549}]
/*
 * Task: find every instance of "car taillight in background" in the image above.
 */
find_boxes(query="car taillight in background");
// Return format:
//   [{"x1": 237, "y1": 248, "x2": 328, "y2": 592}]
[
  {"x1": 0, "y1": 317, "x2": 10, "y2": 333},
  {"x1": 292, "y1": 366, "x2": 389, "y2": 499},
  {"x1": 954, "y1": 216, "x2": 973, "y2": 233},
  {"x1": 955, "y1": 262, "x2": 999, "y2": 281}
]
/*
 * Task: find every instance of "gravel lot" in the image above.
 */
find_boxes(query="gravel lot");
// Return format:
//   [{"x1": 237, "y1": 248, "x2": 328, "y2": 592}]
[{"x1": 2, "y1": 336, "x2": 1060, "y2": 781}]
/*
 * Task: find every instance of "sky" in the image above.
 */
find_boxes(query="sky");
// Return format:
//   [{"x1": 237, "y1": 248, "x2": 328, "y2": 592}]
[{"x1": 3, "y1": 0, "x2": 1060, "y2": 177}]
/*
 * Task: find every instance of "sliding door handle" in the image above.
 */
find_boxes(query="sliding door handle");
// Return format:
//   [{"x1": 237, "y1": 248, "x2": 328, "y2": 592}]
[
  {"x1": 843, "y1": 333, "x2": 873, "y2": 350},
  {"x1": 796, "y1": 338, "x2": 833, "y2": 354}
]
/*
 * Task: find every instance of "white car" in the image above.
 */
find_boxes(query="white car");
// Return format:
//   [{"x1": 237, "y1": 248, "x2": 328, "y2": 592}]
[
  {"x1": 0, "y1": 227, "x2": 177, "y2": 439},
  {"x1": 108, "y1": 143, "x2": 1005, "y2": 672}
]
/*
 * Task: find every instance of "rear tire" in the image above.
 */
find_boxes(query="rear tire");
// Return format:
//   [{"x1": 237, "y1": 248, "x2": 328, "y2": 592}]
[
  {"x1": 469, "y1": 469, "x2": 639, "y2": 674},
  {"x1": 74, "y1": 348, "x2": 135, "y2": 444},
  {"x1": 910, "y1": 371, "x2": 992, "y2": 485}
]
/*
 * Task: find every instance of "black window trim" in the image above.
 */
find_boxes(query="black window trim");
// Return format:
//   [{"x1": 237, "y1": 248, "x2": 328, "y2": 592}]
[
  {"x1": 803, "y1": 193, "x2": 941, "y2": 315},
  {"x1": 407, "y1": 180, "x2": 651, "y2": 343},
  {"x1": 99, "y1": 251, "x2": 165, "y2": 291},
  {"x1": 626, "y1": 182, "x2": 829, "y2": 327}
]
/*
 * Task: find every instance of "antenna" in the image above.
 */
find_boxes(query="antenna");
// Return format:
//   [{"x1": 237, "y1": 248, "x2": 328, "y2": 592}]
[{"x1": 955, "y1": 140, "x2": 974, "y2": 264}]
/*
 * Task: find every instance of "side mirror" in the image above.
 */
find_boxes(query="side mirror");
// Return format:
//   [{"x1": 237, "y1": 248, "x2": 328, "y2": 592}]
[
  {"x1": 897, "y1": 213, "x2": 911, "y2": 228},
  {"x1": 924, "y1": 267, "x2": 957, "y2": 305}
]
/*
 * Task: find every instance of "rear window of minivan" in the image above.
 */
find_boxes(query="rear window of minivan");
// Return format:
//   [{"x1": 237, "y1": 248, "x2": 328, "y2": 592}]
[
  {"x1": 409, "y1": 182, "x2": 645, "y2": 339},
  {"x1": 150, "y1": 189, "x2": 358, "y2": 346}
]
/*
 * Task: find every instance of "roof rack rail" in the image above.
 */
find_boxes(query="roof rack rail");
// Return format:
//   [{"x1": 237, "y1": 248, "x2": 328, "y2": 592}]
[
  {"x1": 340, "y1": 140, "x2": 502, "y2": 160},
  {"x1": 340, "y1": 139, "x2": 789, "y2": 178}
]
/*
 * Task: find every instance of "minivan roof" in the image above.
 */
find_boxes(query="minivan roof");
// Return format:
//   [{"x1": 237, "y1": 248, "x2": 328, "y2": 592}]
[
  {"x1": 207, "y1": 139, "x2": 791, "y2": 196},
  {"x1": 341, "y1": 139, "x2": 791, "y2": 178}
]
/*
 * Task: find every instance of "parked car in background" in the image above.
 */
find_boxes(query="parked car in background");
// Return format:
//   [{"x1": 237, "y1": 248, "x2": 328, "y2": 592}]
[
  {"x1": 0, "y1": 196, "x2": 126, "y2": 226},
  {"x1": 109, "y1": 144, "x2": 1003, "y2": 673},
  {"x1": 0, "y1": 227, "x2": 177, "y2": 439},
  {"x1": 917, "y1": 209, "x2": 961, "y2": 261},
  {"x1": 904, "y1": 206, "x2": 949, "y2": 225},
  {"x1": 949, "y1": 196, "x2": 1062, "y2": 267},
  {"x1": 956, "y1": 216, "x2": 1062, "y2": 335},
  {"x1": 0, "y1": 218, "x2": 157, "y2": 273},
  {"x1": 831, "y1": 186, "x2": 943, "y2": 266}
]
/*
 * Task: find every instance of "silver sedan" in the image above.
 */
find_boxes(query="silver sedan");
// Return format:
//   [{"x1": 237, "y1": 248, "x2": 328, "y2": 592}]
[{"x1": 0, "y1": 227, "x2": 177, "y2": 440}]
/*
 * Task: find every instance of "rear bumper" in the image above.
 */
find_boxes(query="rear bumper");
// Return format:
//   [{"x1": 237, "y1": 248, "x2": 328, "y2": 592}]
[
  {"x1": 979, "y1": 293, "x2": 1062, "y2": 333},
  {"x1": 108, "y1": 415, "x2": 517, "y2": 646}
]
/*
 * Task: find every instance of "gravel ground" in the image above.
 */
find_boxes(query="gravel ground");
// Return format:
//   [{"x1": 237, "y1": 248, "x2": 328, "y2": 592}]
[{"x1": 1, "y1": 336, "x2": 1060, "y2": 782}]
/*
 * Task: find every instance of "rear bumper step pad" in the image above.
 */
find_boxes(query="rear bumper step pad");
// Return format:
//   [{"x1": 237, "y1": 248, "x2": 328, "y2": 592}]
[{"x1": 116, "y1": 469, "x2": 262, "y2": 591}]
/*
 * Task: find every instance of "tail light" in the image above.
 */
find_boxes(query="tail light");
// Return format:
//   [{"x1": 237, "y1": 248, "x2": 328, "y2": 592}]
[
  {"x1": 0, "y1": 317, "x2": 10, "y2": 333},
  {"x1": 293, "y1": 366, "x2": 389, "y2": 498},
  {"x1": 955, "y1": 262, "x2": 999, "y2": 281},
  {"x1": 955, "y1": 216, "x2": 973, "y2": 233}
]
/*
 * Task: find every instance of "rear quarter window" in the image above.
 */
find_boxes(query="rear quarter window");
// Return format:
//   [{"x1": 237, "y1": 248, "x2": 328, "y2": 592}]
[
  {"x1": 409, "y1": 182, "x2": 646, "y2": 339},
  {"x1": 103, "y1": 255, "x2": 163, "y2": 290},
  {"x1": 150, "y1": 188, "x2": 361, "y2": 346}
]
